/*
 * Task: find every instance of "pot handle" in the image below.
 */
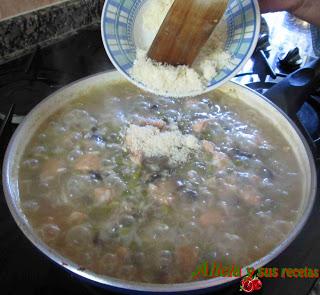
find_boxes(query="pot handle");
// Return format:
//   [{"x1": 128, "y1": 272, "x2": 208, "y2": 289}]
[
  {"x1": 0, "y1": 104, "x2": 15, "y2": 168},
  {"x1": 264, "y1": 58, "x2": 320, "y2": 115},
  {"x1": 264, "y1": 59, "x2": 320, "y2": 159}
]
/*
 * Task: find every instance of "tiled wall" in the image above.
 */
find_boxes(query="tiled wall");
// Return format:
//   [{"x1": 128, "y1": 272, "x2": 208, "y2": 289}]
[{"x1": 0, "y1": 0, "x2": 65, "y2": 20}]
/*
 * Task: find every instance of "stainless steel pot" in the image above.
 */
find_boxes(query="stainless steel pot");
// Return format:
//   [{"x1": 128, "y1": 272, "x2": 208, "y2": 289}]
[{"x1": 2, "y1": 71, "x2": 317, "y2": 293}]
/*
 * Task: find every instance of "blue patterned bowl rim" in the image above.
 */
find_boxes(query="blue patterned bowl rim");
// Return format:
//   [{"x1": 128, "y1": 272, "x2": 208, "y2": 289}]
[{"x1": 101, "y1": 0, "x2": 261, "y2": 97}]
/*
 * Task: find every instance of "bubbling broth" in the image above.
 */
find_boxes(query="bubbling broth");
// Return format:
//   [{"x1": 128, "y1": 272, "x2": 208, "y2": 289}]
[{"x1": 19, "y1": 81, "x2": 302, "y2": 283}]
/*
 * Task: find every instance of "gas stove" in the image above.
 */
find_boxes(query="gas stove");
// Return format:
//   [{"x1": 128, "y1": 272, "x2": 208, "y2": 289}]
[{"x1": 1, "y1": 12, "x2": 320, "y2": 295}]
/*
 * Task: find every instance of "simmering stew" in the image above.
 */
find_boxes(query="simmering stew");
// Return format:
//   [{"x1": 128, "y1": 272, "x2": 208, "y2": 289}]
[{"x1": 19, "y1": 81, "x2": 302, "y2": 283}]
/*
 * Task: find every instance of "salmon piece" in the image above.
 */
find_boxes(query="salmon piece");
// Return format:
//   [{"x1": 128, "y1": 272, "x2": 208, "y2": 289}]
[
  {"x1": 93, "y1": 187, "x2": 113, "y2": 205},
  {"x1": 39, "y1": 223, "x2": 60, "y2": 243},
  {"x1": 283, "y1": 146, "x2": 291, "y2": 152},
  {"x1": 74, "y1": 154, "x2": 101, "y2": 171},
  {"x1": 184, "y1": 98, "x2": 198, "y2": 108},
  {"x1": 176, "y1": 245, "x2": 198, "y2": 273},
  {"x1": 62, "y1": 137, "x2": 74, "y2": 149},
  {"x1": 68, "y1": 212, "x2": 88, "y2": 225},
  {"x1": 139, "y1": 118, "x2": 166, "y2": 130},
  {"x1": 130, "y1": 152, "x2": 143, "y2": 166},
  {"x1": 202, "y1": 141, "x2": 231, "y2": 169},
  {"x1": 239, "y1": 187, "x2": 262, "y2": 206},
  {"x1": 193, "y1": 120, "x2": 209, "y2": 133},
  {"x1": 253, "y1": 133, "x2": 263, "y2": 145},
  {"x1": 225, "y1": 175, "x2": 237, "y2": 185},
  {"x1": 199, "y1": 210, "x2": 223, "y2": 227},
  {"x1": 212, "y1": 151, "x2": 232, "y2": 169},
  {"x1": 40, "y1": 159, "x2": 66, "y2": 181},
  {"x1": 216, "y1": 182, "x2": 237, "y2": 199},
  {"x1": 82, "y1": 140, "x2": 95, "y2": 150},
  {"x1": 116, "y1": 246, "x2": 129, "y2": 263},
  {"x1": 62, "y1": 132, "x2": 82, "y2": 149},
  {"x1": 148, "y1": 180, "x2": 177, "y2": 205},
  {"x1": 202, "y1": 140, "x2": 216, "y2": 154},
  {"x1": 250, "y1": 175, "x2": 261, "y2": 184}
]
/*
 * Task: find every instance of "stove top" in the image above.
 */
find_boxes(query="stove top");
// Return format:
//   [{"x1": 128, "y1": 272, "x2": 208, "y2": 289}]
[{"x1": 1, "y1": 12, "x2": 320, "y2": 295}]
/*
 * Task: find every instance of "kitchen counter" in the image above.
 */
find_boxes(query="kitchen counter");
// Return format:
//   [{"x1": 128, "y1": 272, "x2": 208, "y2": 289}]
[{"x1": 0, "y1": 0, "x2": 102, "y2": 65}]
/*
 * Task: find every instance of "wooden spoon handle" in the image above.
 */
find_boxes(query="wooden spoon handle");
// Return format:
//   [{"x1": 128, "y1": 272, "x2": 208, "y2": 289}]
[{"x1": 148, "y1": 0, "x2": 228, "y2": 66}]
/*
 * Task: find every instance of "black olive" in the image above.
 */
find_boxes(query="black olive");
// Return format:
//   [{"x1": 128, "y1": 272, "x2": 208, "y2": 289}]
[
  {"x1": 93, "y1": 232, "x2": 104, "y2": 246},
  {"x1": 91, "y1": 127, "x2": 98, "y2": 133},
  {"x1": 259, "y1": 167, "x2": 274, "y2": 179},
  {"x1": 109, "y1": 224, "x2": 120, "y2": 238},
  {"x1": 182, "y1": 189, "x2": 198, "y2": 202},
  {"x1": 162, "y1": 117, "x2": 170, "y2": 124},
  {"x1": 207, "y1": 101, "x2": 214, "y2": 109},
  {"x1": 144, "y1": 156, "x2": 170, "y2": 171},
  {"x1": 109, "y1": 133, "x2": 119, "y2": 141},
  {"x1": 177, "y1": 120, "x2": 190, "y2": 131},
  {"x1": 89, "y1": 171, "x2": 103, "y2": 181},
  {"x1": 193, "y1": 112, "x2": 210, "y2": 120},
  {"x1": 150, "y1": 104, "x2": 159, "y2": 110},
  {"x1": 120, "y1": 215, "x2": 135, "y2": 227},
  {"x1": 226, "y1": 168, "x2": 234, "y2": 174},
  {"x1": 221, "y1": 146, "x2": 233, "y2": 154},
  {"x1": 168, "y1": 168, "x2": 175, "y2": 175},
  {"x1": 216, "y1": 171, "x2": 227, "y2": 179},
  {"x1": 201, "y1": 98, "x2": 209, "y2": 104},
  {"x1": 176, "y1": 179, "x2": 185, "y2": 189},
  {"x1": 91, "y1": 134, "x2": 106, "y2": 144},
  {"x1": 147, "y1": 173, "x2": 162, "y2": 183},
  {"x1": 132, "y1": 252, "x2": 145, "y2": 265},
  {"x1": 233, "y1": 148, "x2": 254, "y2": 158},
  {"x1": 133, "y1": 211, "x2": 143, "y2": 219},
  {"x1": 82, "y1": 195, "x2": 92, "y2": 205}
]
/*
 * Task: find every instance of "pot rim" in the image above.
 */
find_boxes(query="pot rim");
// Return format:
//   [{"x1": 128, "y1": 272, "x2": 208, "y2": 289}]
[{"x1": 2, "y1": 71, "x2": 317, "y2": 293}]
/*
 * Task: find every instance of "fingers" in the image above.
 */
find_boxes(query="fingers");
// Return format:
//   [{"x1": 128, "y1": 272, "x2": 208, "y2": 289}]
[
  {"x1": 258, "y1": 0, "x2": 301, "y2": 13},
  {"x1": 258, "y1": 0, "x2": 320, "y2": 26}
]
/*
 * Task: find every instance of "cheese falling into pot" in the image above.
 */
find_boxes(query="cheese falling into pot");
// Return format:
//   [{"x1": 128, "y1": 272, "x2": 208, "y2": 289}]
[{"x1": 125, "y1": 124, "x2": 200, "y2": 165}]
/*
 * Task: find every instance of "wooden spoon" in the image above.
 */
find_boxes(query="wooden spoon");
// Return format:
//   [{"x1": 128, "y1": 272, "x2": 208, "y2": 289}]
[{"x1": 148, "y1": 0, "x2": 228, "y2": 67}]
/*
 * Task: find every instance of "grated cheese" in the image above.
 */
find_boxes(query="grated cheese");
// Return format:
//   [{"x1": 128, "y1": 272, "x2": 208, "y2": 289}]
[
  {"x1": 142, "y1": 0, "x2": 173, "y2": 34},
  {"x1": 131, "y1": 0, "x2": 231, "y2": 96},
  {"x1": 125, "y1": 124, "x2": 200, "y2": 165},
  {"x1": 131, "y1": 49, "x2": 205, "y2": 96}
]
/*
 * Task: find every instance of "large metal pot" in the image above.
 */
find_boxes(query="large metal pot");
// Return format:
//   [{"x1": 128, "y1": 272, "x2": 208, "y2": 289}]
[{"x1": 2, "y1": 70, "x2": 317, "y2": 293}]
